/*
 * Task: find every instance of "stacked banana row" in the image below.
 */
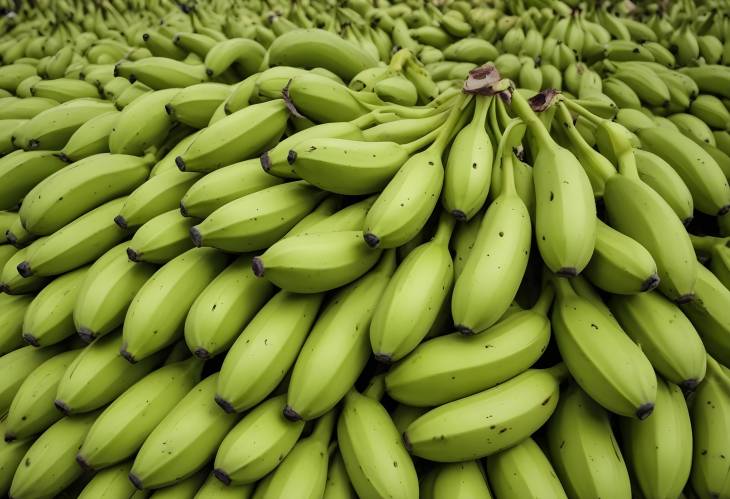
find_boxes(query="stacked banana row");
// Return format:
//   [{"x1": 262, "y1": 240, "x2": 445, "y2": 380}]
[{"x1": 1, "y1": 0, "x2": 730, "y2": 497}]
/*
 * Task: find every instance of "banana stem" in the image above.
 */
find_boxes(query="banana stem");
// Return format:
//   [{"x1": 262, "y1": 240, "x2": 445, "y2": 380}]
[
  {"x1": 508, "y1": 89, "x2": 554, "y2": 153},
  {"x1": 545, "y1": 363, "x2": 570, "y2": 383},
  {"x1": 402, "y1": 123, "x2": 443, "y2": 154},
  {"x1": 532, "y1": 285, "x2": 556, "y2": 316},
  {"x1": 616, "y1": 149, "x2": 640, "y2": 180},
  {"x1": 556, "y1": 102, "x2": 615, "y2": 183},
  {"x1": 551, "y1": 275, "x2": 577, "y2": 299},
  {"x1": 311, "y1": 409, "x2": 337, "y2": 446},
  {"x1": 689, "y1": 234, "x2": 725, "y2": 253},
  {"x1": 472, "y1": 94, "x2": 491, "y2": 129},
  {"x1": 432, "y1": 211, "x2": 456, "y2": 245},
  {"x1": 363, "y1": 374, "x2": 386, "y2": 401},
  {"x1": 429, "y1": 93, "x2": 472, "y2": 155},
  {"x1": 563, "y1": 99, "x2": 603, "y2": 127},
  {"x1": 428, "y1": 86, "x2": 459, "y2": 108},
  {"x1": 499, "y1": 153, "x2": 517, "y2": 196}
]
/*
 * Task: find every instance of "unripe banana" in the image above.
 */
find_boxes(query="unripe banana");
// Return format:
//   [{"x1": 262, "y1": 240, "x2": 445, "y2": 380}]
[
  {"x1": 142, "y1": 29, "x2": 187, "y2": 60},
  {"x1": 173, "y1": 32, "x2": 217, "y2": 58},
  {"x1": 690, "y1": 94, "x2": 730, "y2": 130},
  {"x1": 109, "y1": 88, "x2": 180, "y2": 155},
  {"x1": 195, "y1": 473, "x2": 254, "y2": 499},
  {"x1": 421, "y1": 460, "x2": 493, "y2": 499},
  {"x1": 21, "y1": 265, "x2": 89, "y2": 347},
  {"x1": 0, "y1": 237, "x2": 50, "y2": 294},
  {"x1": 0, "y1": 63, "x2": 37, "y2": 92},
  {"x1": 77, "y1": 461, "x2": 147, "y2": 499},
  {"x1": 689, "y1": 356, "x2": 730, "y2": 499},
  {"x1": 150, "y1": 470, "x2": 208, "y2": 498},
  {"x1": 605, "y1": 39, "x2": 655, "y2": 62},
  {"x1": 130, "y1": 373, "x2": 239, "y2": 490},
  {"x1": 175, "y1": 99, "x2": 288, "y2": 173},
  {"x1": 442, "y1": 38, "x2": 498, "y2": 63},
  {"x1": 0, "y1": 293, "x2": 32, "y2": 354},
  {"x1": 59, "y1": 110, "x2": 120, "y2": 162},
  {"x1": 0, "y1": 150, "x2": 68, "y2": 211},
  {"x1": 114, "y1": 57, "x2": 208, "y2": 90},
  {"x1": 668, "y1": 112, "x2": 716, "y2": 146},
  {"x1": 252, "y1": 230, "x2": 382, "y2": 293},
  {"x1": 114, "y1": 81, "x2": 153, "y2": 109},
  {"x1": 19, "y1": 153, "x2": 150, "y2": 235},
  {"x1": 486, "y1": 436, "x2": 568, "y2": 499},
  {"x1": 551, "y1": 277, "x2": 657, "y2": 419},
  {"x1": 285, "y1": 251, "x2": 395, "y2": 421},
  {"x1": 126, "y1": 209, "x2": 196, "y2": 264},
  {"x1": 621, "y1": 377, "x2": 693, "y2": 499},
  {"x1": 78, "y1": 358, "x2": 202, "y2": 471},
  {"x1": 30, "y1": 77, "x2": 100, "y2": 102},
  {"x1": 0, "y1": 344, "x2": 63, "y2": 416},
  {"x1": 165, "y1": 82, "x2": 232, "y2": 129},
  {"x1": 603, "y1": 77, "x2": 642, "y2": 110},
  {"x1": 213, "y1": 394, "x2": 305, "y2": 485},
  {"x1": 9, "y1": 412, "x2": 99, "y2": 499},
  {"x1": 404, "y1": 365, "x2": 567, "y2": 462},
  {"x1": 55, "y1": 330, "x2": 163, "y2": 415},
  {"x1": 215, "y1": 290, "x2": 323, "y2": 413},
  {"x1": 546, "y1": 382, "x2": 631, "y2": 498},
  {"x1": 204, "y1": 38, "x2": 265, "y2": 79},
  {"x1": 121, "y1": 247, "x2": 227, "y2": 363},
  {"x1": 0, "y1": 420, "x2": 32, "y2": 496},
  {"x1": 386, "y1": 285, "x2": 552, "y2": 407}
]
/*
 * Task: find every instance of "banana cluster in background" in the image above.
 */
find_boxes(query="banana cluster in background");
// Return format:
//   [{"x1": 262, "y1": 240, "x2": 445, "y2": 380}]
[{"x1": 1, "y1": 0, "x2": 730, "y2": 497}]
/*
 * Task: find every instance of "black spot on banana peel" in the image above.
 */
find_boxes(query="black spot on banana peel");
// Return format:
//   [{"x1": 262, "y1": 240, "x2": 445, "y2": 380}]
[
  {"x1": 451, "y1": 209, "x2": 467, "y2": 222},
  {"x1": 719, "y1": 204, "x2": 730, "y2": 216},
  {"x1": 260, "y1": 152, "x2": 272, "y2": 172},
  {"x1": 675, "y1": 293, "x2": 696, "y2": 305},
  {"x1": 679, "y1": 378, "x2": 700, "y2": 395},
  {"x1": 556, "y1": 267, "x2": 578, "y2": 278},
  {"x1": 179, "y1": 201, "x2": 189, "y2": 217},
  {"x1": 4, "y1": 433, "x2": 16, "y2": 443},
  {"x1": 193, "y1": 347, "x2": 209, "y2": 359},
  {"x1": 286, "y1": 150, "x2": 297, "y2": 165},
  {"x1": 75, "y1": 454, "x2": 93, "y2": 472},
  {"x1": 455, "y1": 324, "x2": 475, "y2": 336},
  {"x1": 402, "y1": 432, "x2": 413, "y2": 453},
  {"x1": 374, "y1": 353, "x2": 393, "y2": 364}
]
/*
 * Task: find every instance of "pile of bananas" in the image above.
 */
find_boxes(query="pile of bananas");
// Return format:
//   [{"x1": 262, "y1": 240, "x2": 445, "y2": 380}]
[{"x1": 2, "y1": 0, "x2": 730, "y2": 497}]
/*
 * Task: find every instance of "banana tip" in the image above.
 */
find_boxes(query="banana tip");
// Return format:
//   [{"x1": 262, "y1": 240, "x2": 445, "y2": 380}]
[
  {"x1": 174, "y1": 156, "x2": 186, "y2": 171},
  {"x1": 22, "y1": 333, "x2": 39, "y2": 347},
  {"x1": 286, "y1": 150, "x2": 297, "y2": 164},
  {"x1": 114, "y1": 215, "x2": 128, "y2": 229},
  {"x1": 54, "y1": 399, "x2": 71, "y2": 415},
  {"x1": 555, "y1": 267, "x2": 578, "y2": 278},
  {"x1": 679, "y1": 378, "x2": 700, "y2": 394},
  {"x1": 190, "y1": 227, "x2": 203, "y2": 247},
  {"x1": 718, "y1": 204, "x2": 730, "y2": 216},
  {"x1": 363, "y1": 232, "x2": 380, "y2": 248},
  {"x1": 205, "y1": 68, "x2": 214, "y2": 77},
  {"x1": 260, "y1": 152, "x2": 272, "y2": 171},
  {"x1": 179, "y1": 201, "x2": 189, "y2": 217},
  {"x1": 636, "y1": 402, "x2": 654, "y2": 420},
  {"x1": 128, "y1": 472, "x2": 144, "y2": 490},
  {"x1": 374, "y1": 353, "x2": 394, "y2": 364},
  {"x1": 450, "y1": 210, "x2": 467, "y2": 222},
  {"x1": 16, "y1": 261, "x2": 32, "y2": 278},
  {"x1": 682, "y1": 216, "x2": 693, "y2": 227},
  {"x1": 4, "y1": 433, "x2": 16, "y2": 443},
  {"x1": 193, "y1": 347, "x2": 210, "y2": 360},
  {"x1": 455, "y1": 324, "x2": 475, "y2": 336},
  {"x1": 126, "y1": 247, "x2": 140, "y2": 262},
  {"x1": 215, "y1": 395, "x2": 236, "y2": 414},
  {"x1": 5, "y1": 231, "x2": 17, "y2": 245},
  {"x1": 141, "y1": 32, "x2": 150, "y2": 41},
  {"x1": 251, "y1": 257, "x2": 265, "y2": 277},
  {"x1": 402, "y1": 432, "x2": 413, "y2": 453},
  {"x1": 213, "y1": 468, "x2": 231, "y2": 486},
  {"x1": 77, "y1": 327, "x2": 96, "y2": 344},
  {"x1": 75, "y1": 454, "x2": 93, "y2": 471},
  {"x1": 164, "y1": 103, "x2": 173, "y2": 116},
  {"x1": 283, "y1": 405, "x2": 302, "y2": 421},
  {"x1": 0, "y1": 283, "x2": 8, "y2": 293},
  {"x1": 119, "y1": 345, "x2": 137, "y2": 364},
  {"x1": 674, "y1": 293, "x2": 695, "y2": 305},
  {"x1": 56, "y1": 152, "x2": 72, "y2": 163},
  {"x1": 640, "y1": 274, "x2": 660, "y2": 292}
]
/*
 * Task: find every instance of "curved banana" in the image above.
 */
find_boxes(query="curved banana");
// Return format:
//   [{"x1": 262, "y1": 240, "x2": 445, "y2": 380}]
[
  {"x1": 422, "y1": 460, "x2": 493, "y2": 499},
  {"x1": 4, "y1": 348, "x2": 81, "y2": 441},
  {"x1": 386, "y1": 286, "x2": 552, "y2": 407},
  {"x1": 165, "y1": 82, "x2": 231, "y2": 129},
  {"x1": 126, "y1": 209, "x2": 196, "y2": 264},
  {"x1": 109, "y1": 88, "x2": 179, "y2": 155},
  {"x1": 0, "y1": 237, "x2": 51, "y2": 294},
  {"x1": 114, "y1": 57, "x2": 208, "y2": 90},
  {"x1": 215, "y1": 290, "x2": 323, "y2": 413},
  {"x1": 691, "y1": 94, "x2": 730, "y2": 130},
  {"x1": 30, "y1": 77, "x2": 100, "y2": 102},
  {"x1": 9, "y1": 412, "x2": 99, "y2": 499},
  {"x1": 77, "y1": 460, "x2": 147, "y2": 499},
  {"x1": 546, "y1": 382, "x2": 631, "y2": 498},
  {"x1": 213, "y1": 394, "x2": 305, "y2": 485},
  {"x1": 17, "y1": 197, "x2": 130, "y2": 278},
  {"x1": 77, "y1": 358, "x2": 202, "y2": 471},
  {"x1": 191, "y1": 181, "x2": 326, "y2": 252},
  {"x1": 404, "y1": 365, "x2": 566, "y2": 462},
  {"x1": 0, "y1": 344, "x2": 63, "y2": 416},
  {"x1": 60, "y1": 110, "x2": 120, "y2": 162},
  {"x1": 175, "y1": 99, "x2": 288, "y2": 173},
  {"x1": 121, "y1": 247, "x2": 227, "y2": 363},
  {"x1": 486, "y1": 436, "x2": 568, "y2": 499},
  {"x1": 551, "y1": 276, "x2": 657, "y2": 419},
  {"x1": 19, "y1": 153, "x2": 150, "y2": 235},
  {"x1": 205, "y1": 38, "x2": 266, "y2": 78},
  {"x1": 21, "y1": 265, "x2": 89, "y2": 347},
  {"x1": 129, "y1": 373, "x2": 239, "y2": 490},
  {"x1": 621, "y1": 377, "x2": 693, "y2": 499},
  {"x1": 194, "y1": 473, "x2": 254, "y2": 499},
  {"x1": 322, "y1": 448, "x2": 357, "y2": 499},
  {"x1": 0, "y1": 150, "x2": 68, "y2": 211},
  {"x1": 634, "y1": 148, "x2": 694, "y2": 224},
  {"x1": 285, "y1": 251, "x2": 395, "y2": 421},
  {"x1": 0, "y1": 294, "x2": 32, "y2": 355}
]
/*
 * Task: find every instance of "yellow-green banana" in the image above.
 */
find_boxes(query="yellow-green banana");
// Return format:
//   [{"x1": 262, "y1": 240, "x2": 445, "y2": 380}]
[
  {"x1": 126, "y1": 209, "x2": 196, "y2": 264},
  {"x1": 0, "y1": 420, "x2": 32, "y2": 497},
  {"x1": 59, "y1": 110, "x2": 120, "y2": 162},
  {"x1": 194, "y1": 473, "x2": 254, "y2": 499},
  {"x1": 204, "y1": 38, "x2": 266, "y2": 78},
  {"x1": 634, "y1": 148, "x2": 694, "y2": 225},
  {"x1": 77, "y1": 460, "x2": 148, "y2": 499},
  {"x1": 114, "y1": 57, "x2": 208, "y2": 90},
  {"x1": 0, "y1": 150, "x2": 68, "y2": 211},
  {"x1": 165, "y1": 82, "x2": 232, "y2": 129},
  {"x1": 0, "y1": 344, "x2": 63, "y2": 416},
  {"x1": 109, "y1": 88, "x2": 179, "y2": 155},
  {"x1": 0, "y1": 293, "x2": 32, "y2": 354}
]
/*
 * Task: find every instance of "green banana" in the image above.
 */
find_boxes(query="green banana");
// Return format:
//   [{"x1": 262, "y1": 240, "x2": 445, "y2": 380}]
[
  {"x1": 634, "y1": 148, "x2": 695, "y2": 224},
  {"x1": 114, "y1": 57, "x2": 208, "y2": 90},
  {"x1": 116, "y1": 169, "x2": 202, "y2": 229},
  {"x1": 0, "y1": 419, "x2": 32, "y2": 497},
  {"x1": 254, "y1": 409, "x2": 335, "y2": 499},
  {"x1": 194, "y1": 473, "x2": 254, "y2": 499},
  {"x1": 0, "y1": 237, "x2": 50, "y2": 294},
  {"x1": 204, "y1": 38, "x2": 266, "y2": 78},
  {"x1": 486, "y1": 436, "x2": 568, "y2": 499},
  {"x1": 77, "y1": 358, "x2": 202, "y2": 471},
  {"x1": 30, "y1": 77, "x2": 100, "y2": 102},
  {"x1": 184, "y1": 254, "x2": 274, "y2": 359},
  {"x1": 8, "y1": 412, "x2": 99, "y2": 499},
  {"x1": 4, "y1": 348, "x2": 81, "y2": 441},
  {"x1": 0, "y1": 96, "x2": 57, "y2": 120},
  {"x1": 175, "y1": 99, "x2": 288, "y2": 173},
  {"x1": 213, "y1": 394, "x2": 305, "y2": 485},
  {"x1": 55, "y1": 330, "x2": 163, "y2": 414},
  {"x1": 109, "y1": 88, "x2": 179, "y2": 155},
  {"x1": 386, "y1": 285, "x2": 553, "y2": 407},
  {"x1": 252, "y1": 230, "x2": 382, "y2": 293},
  {"x1": 77, "y1": 461, "x2": 148, "y2": 499},
  {"x1": 0, "y1": 150, "x2": 68, "y2": 211},
  {"x1": 691, "y1": 94, "x2": 730, "y2": 130},
  {"x1": 19, "y1": 153, "x2": 150, "y2": 235},
  {"x1": 0, "y1": 293, "x2": 32, "y2": 354},
  {"x1": 337, "y1": 376, "x2": 419, "y2": 499},
  {"x1": 404, "y1": 365, "x2": 567, "y2": 462},
  {"x1": 286, "y1": 73, "x2": 369, "y2": 124},
  {"x1": 322, "y1": 448, "x2": 357, "y2": 499},
  {"x1": 421, "y1": 460, "x2": 492, "y2": 499},
  {"x1": 215, "y1": 290, "x2": 323, "y2": 413},
  {"x1": 285, "y1": 251, "x2": 395, "y2": 421},
  {"x1": 551, "y1": 276, "x2": 657, "y2": 419},
  {"x1": 621, "y1": 377, "x2": 693, "y2": 499},
  {"x1": 668, "y1": 112, "x2": 716, "y2": 146},
  {"x1": 180, "y1": 158, "x2": 283, "y2": 218},
  {"x1": 165, "y1": 82, "x2": 232, "y2": 129},
  {"x1": 126, "y1": 209, "x2": 196, "y2": 264},
  {"x1": 546, "y1": 382, "x2": 631, "y2": 498},
  {"x1": 121, "y1": 247, "x2": 227, "y2": 363},
  {"x1": 21, "y1": 265, "x2": 89, "y2": 347},
  {"x1": 0, "y1": 344, "x2": 63, "y2": 416},
  {"x1": 17, "y1": 197, "x2": 130, "y2": 278},
  {"x1": 59, "y1": 110, "x2": 120, "y2": 162},
  {"x1": 603, "y1": 77, "x2": 642, "y2": 110},
  {"x1": 129, "y1": 373, "x2": 239, "y2": 490},
  {"x1": 190, "y1": 181, "x2": 326, "y2": 252}
]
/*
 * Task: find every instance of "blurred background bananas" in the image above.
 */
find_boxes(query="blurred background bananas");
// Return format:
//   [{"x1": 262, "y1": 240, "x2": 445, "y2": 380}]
[{"x1": 1, "y1": 0, "x2": 730, "y2": 497}]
